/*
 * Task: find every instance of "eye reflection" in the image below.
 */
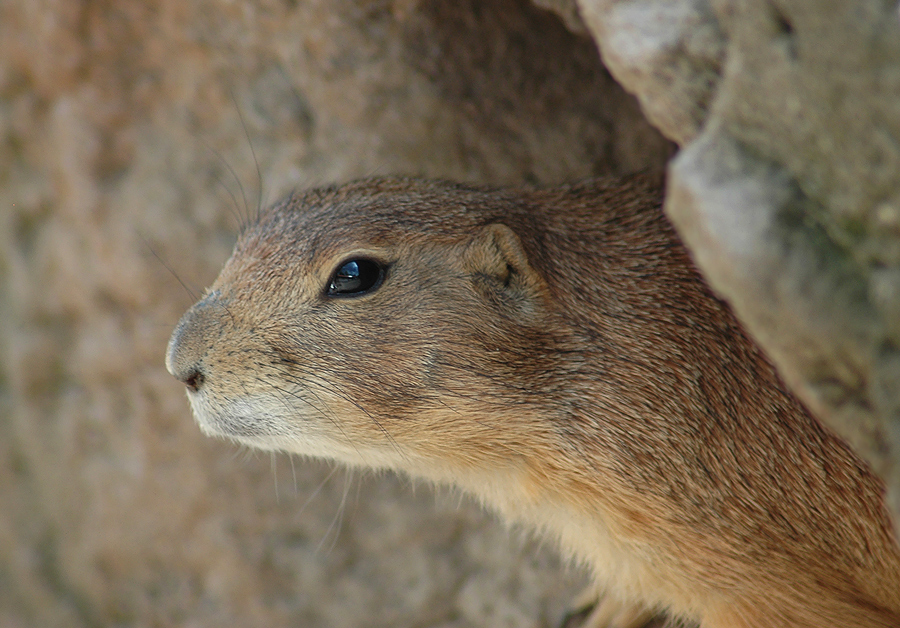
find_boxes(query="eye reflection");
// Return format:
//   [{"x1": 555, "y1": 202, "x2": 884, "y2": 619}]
[{"x1": 326, "y1": 259, "x2": 384, "y2": 297}]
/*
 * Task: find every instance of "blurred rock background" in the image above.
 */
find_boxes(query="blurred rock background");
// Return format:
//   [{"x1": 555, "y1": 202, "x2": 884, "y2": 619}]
[{"x1": 2, "y1": 0, "x2": 899, "y2": 627}]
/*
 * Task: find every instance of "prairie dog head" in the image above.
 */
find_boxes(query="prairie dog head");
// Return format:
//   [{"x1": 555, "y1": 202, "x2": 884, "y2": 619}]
[
  {"x1": 167, "y1": 176, "x2": 900, "y2": 628},
  {"x1": 166, "y1": 178, "x2": 567, "y2": 478}
]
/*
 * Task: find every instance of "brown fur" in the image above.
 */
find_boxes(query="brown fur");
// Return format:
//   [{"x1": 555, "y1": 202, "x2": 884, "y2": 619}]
[{"x1": 166, "y1": 174, "x2": 900, "y2": 627}]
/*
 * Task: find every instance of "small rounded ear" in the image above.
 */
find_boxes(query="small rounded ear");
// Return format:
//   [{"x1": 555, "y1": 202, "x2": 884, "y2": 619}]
[{"x1": 463, "y1": 223, "x2": 547, "y2": 315}]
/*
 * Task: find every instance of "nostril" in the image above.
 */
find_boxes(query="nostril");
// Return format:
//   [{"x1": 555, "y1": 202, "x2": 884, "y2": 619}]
[
  {"x1": 182, "y1": 368, "x2": 205, "y2": 392},
  {"x1": 167, "y1": 295, "x2": 223, "y2": 393}
]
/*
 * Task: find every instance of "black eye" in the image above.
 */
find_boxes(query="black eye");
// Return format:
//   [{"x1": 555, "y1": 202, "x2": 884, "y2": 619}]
[{"x1": 326, "y1": 259, "x2": 385, "y2": 297}]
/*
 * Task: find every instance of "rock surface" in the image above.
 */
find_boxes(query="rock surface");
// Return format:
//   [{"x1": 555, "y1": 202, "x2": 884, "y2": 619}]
[
  {"x1": 577, "y1": 0, "x2": 900, "y2": 528},
  {"x1": 578, "y1": 0, "x2": 723, "y2": 144},
  {"x1": 6, "y1": 0, "x2": 898, "y2": 625},
  {"x1": 0, "y1": 0, "x2": 670, "y2": 626}
]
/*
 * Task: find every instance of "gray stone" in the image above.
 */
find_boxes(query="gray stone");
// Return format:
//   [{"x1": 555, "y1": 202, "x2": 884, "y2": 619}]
[{"x1": 578, "y1": 0, "x2": 725, "y2": 143}]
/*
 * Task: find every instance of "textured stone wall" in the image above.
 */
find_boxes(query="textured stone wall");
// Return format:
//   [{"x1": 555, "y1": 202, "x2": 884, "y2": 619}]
[
  {"x1": 6, "y1": 0, "x2": 897, "y2": 626},
  {"x1": 577, "y1": 0, "x2": 900, "y2": 528},
  {"x1": 0, "y1": 1, "x2": 670, "y2": 626}
]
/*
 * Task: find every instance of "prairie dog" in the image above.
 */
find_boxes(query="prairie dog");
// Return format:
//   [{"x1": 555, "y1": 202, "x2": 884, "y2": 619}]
[{"x1": 166, "y1": 174, "x2": 900, "y2": 627}]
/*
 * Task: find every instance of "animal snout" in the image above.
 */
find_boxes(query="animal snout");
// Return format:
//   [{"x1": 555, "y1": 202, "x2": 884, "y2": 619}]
[{"x1": 165, "y1": 294, "x2": 225, "y2": 393}]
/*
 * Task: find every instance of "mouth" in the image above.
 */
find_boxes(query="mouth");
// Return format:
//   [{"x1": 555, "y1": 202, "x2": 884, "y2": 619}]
[
  {"x1": 182, "y1": 388, "x2": 407, "y2": 469},
  {"x1": 184, "y1": 391, "x2": 351, "y2": 458},
  {"x1": 187, "y1": 392, "x2": 289, "y2": 441}
]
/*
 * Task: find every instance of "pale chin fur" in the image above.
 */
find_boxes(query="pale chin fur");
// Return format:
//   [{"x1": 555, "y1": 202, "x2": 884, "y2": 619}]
[{"x1": 186, "y1": 391, "x2": 409, "y2": 470}]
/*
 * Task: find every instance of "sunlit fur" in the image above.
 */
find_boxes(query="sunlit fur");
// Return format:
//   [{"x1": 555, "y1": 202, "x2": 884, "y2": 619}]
[{"x1": 167, "y1": 174, "x2": 900, "y2": 627}]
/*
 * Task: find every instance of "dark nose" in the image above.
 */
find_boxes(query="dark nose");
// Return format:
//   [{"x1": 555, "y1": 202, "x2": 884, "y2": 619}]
[{"x1": 166, "y1": 294, "x2": 224, "y2": 392}]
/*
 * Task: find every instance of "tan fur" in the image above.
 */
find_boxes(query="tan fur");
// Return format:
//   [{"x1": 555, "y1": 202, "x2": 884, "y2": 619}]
[{"x1": 166, "y1": 174, "x2": 900, "y2": 627}]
